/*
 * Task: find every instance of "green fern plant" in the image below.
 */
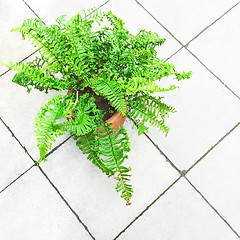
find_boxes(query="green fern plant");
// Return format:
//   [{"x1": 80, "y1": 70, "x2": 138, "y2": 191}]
[{"x1": 3, "y1": 8, "x2": 191, "y2": 205}]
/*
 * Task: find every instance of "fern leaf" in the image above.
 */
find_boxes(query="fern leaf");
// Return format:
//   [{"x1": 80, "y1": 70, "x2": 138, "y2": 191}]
[
  {"x1": 140, "y1": 93, "x2": 176, "y2": 119},
  {"x1": 73, "y1": 132, "x2": 113, "y2": 175},
  {"x1": 94, "y1": 74, "x2": 127, "y2": 115},
  {"x1": 128, "y1": 94, "x2": 171, "y2": 135},
  {"x1": 6, "y1": 60, "x2": 69, "y2": 93},
  {"x1": 12, "y1": 18, "x2": 69, "y2": 74},
  {"x1": 98, "y1": 124, "x2": 133, "y2": 203},
  {"x1": 58, "y1": 93, "x2": 99, "y2": 136},
  {"x1": 35, "y1": 95, "x2": 73, "y2": 162},
  {"x1": 120, "y1": 76, "x2": 178, "y2": 95}
]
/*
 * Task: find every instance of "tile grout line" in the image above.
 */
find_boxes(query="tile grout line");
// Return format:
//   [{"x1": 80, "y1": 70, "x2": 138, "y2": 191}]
[
  {"x1": 0, "y1": 50, "x2": 38, "y2": 78},
  {"x1": 1, "y1": 0, "x2": 109, "y2": 79},
  {"x1": 37, "y1": 165, "x2": 96, "y2": 240},
  {"x1": 123, "y1": 122, "x2": 240, "y2": 238},
  {"x1": 135, "y1": 0, "x2": 184, "y2": 48},
  {"x1": 144, "y1": 131, "x2": 182, "y2": 174},
  {"x1": 0, "y1": 116, "x2": 72, "y2": 164},
  {"x1": 113, "y1": 176, "x2": 182, "y2": 240},
  {"x1": 185, "y1": 121, "x2": 240, "y2": 174},
  {"x1": 0, "y1": 117, "x2": 36, "y2": 163},
  {"x1": 129, "y1": 7, "x2": 240, "y2": 238},
  {"x1": 135, "y1": 0, "x2": 240, "y2": 101},
  {"x1": 127, "y1": 116, "x2": 182, "y2": 175},
  {"x1": 16, "y1": 2, "x2": 109, "y2": 239},
  {"x1": 185, "y1": 49, "x2": 240, "y2": 100},
  {"x1": 1, "y1": 3, "x2": 110, "y2": 238},
  {"x1": 4, "y1": 1, "x2": 238, "y2": 238},
  {"x1": 0, "y1": 116, "x2": 95, "y2": 239},
  {"x1": 22, "y1": 0, "x2": 44, "y2": 23},
  {"x1": 22, "y1": 0, "x2": 111, "y2": 25},
  {"x1": 45, "y1": 134, "x2": 73, "y2": 158},
  {"x1": 164, "y1": 0, "x2": 240, "y2": 62},
  {"x1": 182, "y1": 0, "x2": 240, "y2": 46},
  {"x1": 0, "y1": 164, "x2": 36, "y2": 194},
  {"x1": 0, "y1": 116, "x2": 72, "y2": 189},
  {"x1": 185, "y1": 176, "x2": 240, "y2": 239}
]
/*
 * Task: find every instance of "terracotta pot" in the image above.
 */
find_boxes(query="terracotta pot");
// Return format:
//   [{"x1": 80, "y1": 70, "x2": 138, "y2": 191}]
[{"x1": 67, "y1": 90, "x2": 126, "y2": 135}]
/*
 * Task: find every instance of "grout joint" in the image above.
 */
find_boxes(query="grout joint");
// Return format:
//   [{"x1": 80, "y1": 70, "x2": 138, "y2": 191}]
[{"x1": 180, "y1": 170, "x2": 187, "y2": 177}]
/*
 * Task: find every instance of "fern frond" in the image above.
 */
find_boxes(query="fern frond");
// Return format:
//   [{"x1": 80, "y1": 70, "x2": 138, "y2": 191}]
[
  {"x1": 140, "y1": 93, "x2": 176, "y2": 119},
  {"x1": 35, "y1": 94, "x2": 74, "y2": 162},
  {"x1": 12, "y1": 18, "x2": 70, "y2": 75},
  {"x1": 94, "y1": 74, "x2": 127, "y2": 115},
  {"x1": 73, "y1": 132, "x2": 113, "y2": 175},
  {"x1": 58, "y1": 93, "x2": 99, "y2": 136},
  {"x1": 128, "y1": 95, "x2": 171, "y2": 135},
  {"x1": 119, "y1": 76, "x2": 178, "y2": 95},
  {"x1": 105, "y1": 10, "x2": 125, "y2": 30},
  {"x1": 6, "y1": 60, "x2": 69, "y2": 93},
  {"x1": 98, "y1": 124, "x2": 132, "y2": 203}
]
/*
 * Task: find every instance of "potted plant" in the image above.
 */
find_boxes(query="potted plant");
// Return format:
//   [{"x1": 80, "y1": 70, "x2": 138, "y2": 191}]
[{"x1": 3, "y1": 8, "x2": 191, "y2": 205}]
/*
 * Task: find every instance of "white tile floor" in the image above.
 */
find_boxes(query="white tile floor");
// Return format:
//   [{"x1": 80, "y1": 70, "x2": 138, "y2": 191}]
[{"x1": 0, "y1": 0, "x2": 240, "y2": 239}]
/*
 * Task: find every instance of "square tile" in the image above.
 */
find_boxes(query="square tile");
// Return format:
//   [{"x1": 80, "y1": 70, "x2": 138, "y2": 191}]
[
  {"x1": 137, "y1": 0, "x2": 238, "y2": 43},
  {"x1": 0, "y1": 120, "x2": 33, "y2": 191},
  {"x1": 189, "y1": 4, "x2": 240, "y2": 97},
  {"x1": 188, "y1": 124, "x2": 240, "y2": 234},
  {"x1": 40, "y1": 119, "x2": 179, "y2": 240},
  {"x1": 0, "y1": 0, "x2": 36, "y2": 75},
  {"x1": 146, "y1": 48, "x2": 240, "y2": 170},
  {"x1": 0, "y1": 167, "x2": 92, "y2": 240},
  {"x1": 118, "y1": 178, "x2": 239, "y2": 240},
  {"x1": 0, "y1": 70, "x2": 70, "y2": 160}
]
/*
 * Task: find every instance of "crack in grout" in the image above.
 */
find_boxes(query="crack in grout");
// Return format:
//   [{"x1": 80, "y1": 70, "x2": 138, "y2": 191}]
[
  {"x1": 113, "y1": 176, "x2": 182, "y2": 239},
  {"x1": 135, "y1": 0, "x2": 240, "y2": 101},
  {"x1": 185, "y1": 176, "x2": 240, "y2": 239}
]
